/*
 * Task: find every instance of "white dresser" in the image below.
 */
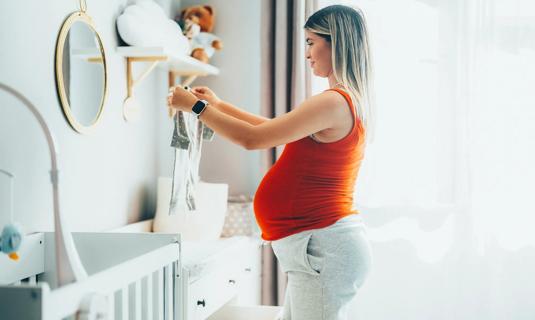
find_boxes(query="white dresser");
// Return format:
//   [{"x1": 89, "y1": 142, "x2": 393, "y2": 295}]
[
  {"x1": 111, "y1": 220, "x2": 281, "y2": 320},
  {"x1": 180, "y1": 236, "x2": 262, "y2": 320}
]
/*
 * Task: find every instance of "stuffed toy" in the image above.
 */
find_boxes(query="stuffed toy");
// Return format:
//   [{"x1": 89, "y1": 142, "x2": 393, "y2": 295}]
[
  {"x1": 0, "y1": 224, "x2": 23, "y2": 261},
  {"x1": 177, "y1": 18, "x2": 201, "y2": 41},
  {"x1": 176, "y1": 5, "x2": 223, "y2": 63}
]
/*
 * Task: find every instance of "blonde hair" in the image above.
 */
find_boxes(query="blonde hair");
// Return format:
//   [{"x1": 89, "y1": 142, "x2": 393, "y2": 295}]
[{"x1": 305, "y1": 5, "x2": 375, "y2": 142}]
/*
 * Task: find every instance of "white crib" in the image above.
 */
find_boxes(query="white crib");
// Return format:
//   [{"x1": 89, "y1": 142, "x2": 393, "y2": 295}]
[{"x1": 0, "y1": 231, "x2": 181, "y2": 320}]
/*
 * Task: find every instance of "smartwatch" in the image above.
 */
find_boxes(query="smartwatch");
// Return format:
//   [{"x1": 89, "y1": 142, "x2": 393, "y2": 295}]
[{"x1": 191, "y1": 99, "x2": 208, "y2": 118}]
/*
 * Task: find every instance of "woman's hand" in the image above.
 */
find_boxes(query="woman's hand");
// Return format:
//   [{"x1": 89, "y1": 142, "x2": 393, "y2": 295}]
[
  {"x1": 167, "y1": 86, "x2": 198, "y2": 112},
  {"x1": 191, "y1": 86, "x2": 222, "y2": 107}
]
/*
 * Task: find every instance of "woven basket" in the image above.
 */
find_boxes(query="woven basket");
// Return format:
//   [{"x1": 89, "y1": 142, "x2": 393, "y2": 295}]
[{"x1": 221, "y1": 195, "x2": 260, "y2": 237}]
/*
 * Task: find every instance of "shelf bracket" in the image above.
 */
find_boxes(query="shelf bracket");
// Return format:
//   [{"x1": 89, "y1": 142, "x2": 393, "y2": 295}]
[
  {"x1": 126, "y1": 56, "x2": 167, "y2": 99},
  {"x1": 168, "y1": 70, "x2": 213, "y2": 89},
  {"x1": 87, "y1": 57, "x2": 104, "y2": 63},
  {"x1": 117, "y1": 47, "x2": 219, "y2": 122}
]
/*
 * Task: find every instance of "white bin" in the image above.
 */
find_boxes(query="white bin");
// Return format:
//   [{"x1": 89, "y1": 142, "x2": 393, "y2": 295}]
[{"x1": 207, "y1": 305, "x2": 282, "y2": 320}]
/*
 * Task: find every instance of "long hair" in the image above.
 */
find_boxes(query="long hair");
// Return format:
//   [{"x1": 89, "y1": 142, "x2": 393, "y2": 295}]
[{"x1": 305, "y1": 5, "x2": 375, "y2": 142}]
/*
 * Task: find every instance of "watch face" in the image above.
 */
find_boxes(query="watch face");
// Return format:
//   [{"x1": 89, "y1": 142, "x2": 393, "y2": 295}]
[{"x1": 192, "y1": 100, "x2": 207, "y2": 114}]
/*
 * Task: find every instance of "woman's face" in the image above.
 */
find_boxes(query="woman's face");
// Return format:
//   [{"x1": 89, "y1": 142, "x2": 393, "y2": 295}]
[{"x1": 305, "y1": 30, "x2": 332, "y2": 77}]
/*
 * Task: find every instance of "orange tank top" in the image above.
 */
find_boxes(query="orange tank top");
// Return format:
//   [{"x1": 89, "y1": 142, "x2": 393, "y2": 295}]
[{"x1": 253, "y1": 88, "x2": 367, "y2": 241}]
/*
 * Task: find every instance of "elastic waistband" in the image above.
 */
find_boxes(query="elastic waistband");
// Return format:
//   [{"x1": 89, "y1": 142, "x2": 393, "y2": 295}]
[
  {"x1": 334, "y1": 214, "x2": 364, "y2": 225},
  {"x1": 262, "y1": 215, "x2": 367, "y2": 245}
]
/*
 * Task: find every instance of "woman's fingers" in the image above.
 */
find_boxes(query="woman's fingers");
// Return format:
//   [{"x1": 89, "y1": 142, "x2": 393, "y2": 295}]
[
  {"x1": 167, "y1": 87, "x2": 175, "y2": 105},
  {"x1": 167, "y1": 86, "x2": 181, "y2": 108},
  {"x1": 192, "y1": 91, "x2": 207, "y2": 100},
  {"x1": 167, "y1": 86, "x2": 203, "y2": 111},
  {"x1": 167, "y1": 96, "x2": 172, "y2": 107},
  {"x1": 192, "y1": 86, "x2": 208, "y2": 94}
]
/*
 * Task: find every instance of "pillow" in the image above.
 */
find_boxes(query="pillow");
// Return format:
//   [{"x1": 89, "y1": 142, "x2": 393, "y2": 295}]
[{"x1": 117, "y1": 0, "x2": 190, "y2": 55}]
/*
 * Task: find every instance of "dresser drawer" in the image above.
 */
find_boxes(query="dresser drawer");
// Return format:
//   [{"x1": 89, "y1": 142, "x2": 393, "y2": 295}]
[
  {"x1": 233, "y1": 271, "x2": 262, "y2": 305},
  {"x1": 182, "y1": 237, "x2": 264, "y2": 320},
  {"x1": 238, "y1": 241, "x2": 262, "y2": 276},
  {"x1": 187, "y1": 265, "x2": 240, "y2": 320},
  {"x1": 226, "y1": 240, "x2": 263, "y2": 306}
]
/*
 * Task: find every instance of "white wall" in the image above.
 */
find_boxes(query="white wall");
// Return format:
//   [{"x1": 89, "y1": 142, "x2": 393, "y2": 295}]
[
  {"x1": 0, "y1": 0, "x2": 263, "y2": 233},
  {"x1": 178, "y1": 0, "x2": 263, "y2": 197},
  {"x1": 0, "y1": 0, "x2": 162, "y2": 232}
]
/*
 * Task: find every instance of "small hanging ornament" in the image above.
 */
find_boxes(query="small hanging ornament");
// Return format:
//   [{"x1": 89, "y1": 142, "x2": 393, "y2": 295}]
[{"x1": 0, "y1": 169, "x2": 23, "y2": 261}]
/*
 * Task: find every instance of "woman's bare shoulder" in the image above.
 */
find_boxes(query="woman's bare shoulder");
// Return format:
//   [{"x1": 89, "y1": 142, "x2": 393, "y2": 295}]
[{"x1": 305, "y1": 90, "x2": 350, "y2": 114}]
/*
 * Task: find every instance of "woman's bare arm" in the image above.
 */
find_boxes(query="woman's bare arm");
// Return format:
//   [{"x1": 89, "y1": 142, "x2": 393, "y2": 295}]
[
  {"x1": 213, "y1": 100, "x2": 270, "y2": 125},
  {"x1": 190, "y1": 86, "x2": 269, "y2": 125},
  {"x1": 194, "y1": 91, "x2": 343, "y2": 150}
]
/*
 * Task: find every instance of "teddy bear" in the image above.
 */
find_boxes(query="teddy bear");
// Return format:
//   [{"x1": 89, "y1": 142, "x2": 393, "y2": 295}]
[{"x1": 176, "y1": 5, "x2": 223, "y2": 63}]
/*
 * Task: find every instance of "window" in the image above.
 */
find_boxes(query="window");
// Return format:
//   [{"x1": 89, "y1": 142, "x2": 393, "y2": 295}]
[{"x1": 314, "y1": 0, "x2": 452, "y2": 208}]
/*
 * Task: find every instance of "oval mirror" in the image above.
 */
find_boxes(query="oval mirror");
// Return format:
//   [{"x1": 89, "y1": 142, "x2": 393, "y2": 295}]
[{"x1": 55, "y1": 6, "x2": 107, "y2": 134}]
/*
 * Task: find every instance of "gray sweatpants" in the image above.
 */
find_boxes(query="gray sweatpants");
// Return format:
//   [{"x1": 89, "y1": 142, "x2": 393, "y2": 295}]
[{"x1": 270, "y1": 214, "x2": 373, "y2": 320}]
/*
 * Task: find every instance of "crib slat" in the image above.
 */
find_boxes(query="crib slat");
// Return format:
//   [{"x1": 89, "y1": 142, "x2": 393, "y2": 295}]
[
  {"x1": 155, "y1": 269, "x2": 164, "y2": 320},
  {"x1": 143, "y1": 275, "x2": 153, "y2": 320},
  {"x1": 135, "y1": 279, "x2": 142, "y2": 320},
  {"x1": 164, "y1": 265, "x2": 173, "y2": 320},
  {"x1": 107, "y1": 292, "x2": 115, "y2": 320},
  {"x1": 114, "y1": 290, "x2": 121, "y2": 320},
  {"x1": 173, "y1": 261, "x2": 179, "y2": 318},
  {"x1": 121, "y1": 286, "x2": 129, "y2": 320},
  {"x1": 170, "y1": 263, "x2": 175, "y2": 320}
]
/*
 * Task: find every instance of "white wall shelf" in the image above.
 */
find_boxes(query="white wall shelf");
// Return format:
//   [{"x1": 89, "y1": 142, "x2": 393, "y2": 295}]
[
  {"x1": 116, "y1": 46, "x2": 220, "y2": 120},
  {"x1": 117, "y1": 45, "x2": 219, "y2": 89},
  {"x1": 71, "y1": 48, "x2": 104, "y2": 63},
  {"x1": 117, "y1": 46, "x2": 219, "y2": 75}
]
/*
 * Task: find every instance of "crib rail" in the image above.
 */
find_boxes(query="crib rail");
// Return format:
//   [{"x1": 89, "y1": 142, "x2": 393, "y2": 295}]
[{"x1": 0, "y1": 232, "x2": 181, "y2": 320}]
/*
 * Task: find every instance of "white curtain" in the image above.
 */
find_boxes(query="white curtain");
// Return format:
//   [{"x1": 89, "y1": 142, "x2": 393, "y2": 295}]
[
  {"x1": 260, "y1": 0, "x2": 318, "y2": 306},
  {"x1": 315, "y1": 0, "x2": 450, "y2": 208},
  {"x1": 314, "y1": 0, "x2": 535, "y2": 244},
  {"x1": 313, "y1": 0, "x2": 535, "y2": 318},
  {"x1": 462, "y1": 0, "x2": 535, "y2": 251}
]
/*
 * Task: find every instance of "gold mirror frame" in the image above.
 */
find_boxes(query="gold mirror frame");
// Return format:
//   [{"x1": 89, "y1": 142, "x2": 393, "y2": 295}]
[{"x1": 55, "y1": 1, "x2": 107, "y2": 134}]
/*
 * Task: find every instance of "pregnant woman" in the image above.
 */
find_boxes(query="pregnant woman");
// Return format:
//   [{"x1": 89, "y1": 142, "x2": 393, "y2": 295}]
[{"x1": 168, "y1": 5, "x2": 374, "y2": 320}]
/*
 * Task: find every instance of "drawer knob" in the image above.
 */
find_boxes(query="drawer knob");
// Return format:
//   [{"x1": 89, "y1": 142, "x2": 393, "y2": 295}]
[
  {"x1": 245, "y1": 267, "x2": 252, "y2": 272},
  {"x1": 197, "y1": 299, "x2": 206, "y2": 307},
  {"x1": 228, "y1": 279, "x2": 236, "y2": 284}
]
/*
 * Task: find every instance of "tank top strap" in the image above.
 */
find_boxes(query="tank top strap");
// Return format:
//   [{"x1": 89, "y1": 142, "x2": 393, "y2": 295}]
[{"x1": 324, "y1": 88, "x2": 357, "y2": 122}]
